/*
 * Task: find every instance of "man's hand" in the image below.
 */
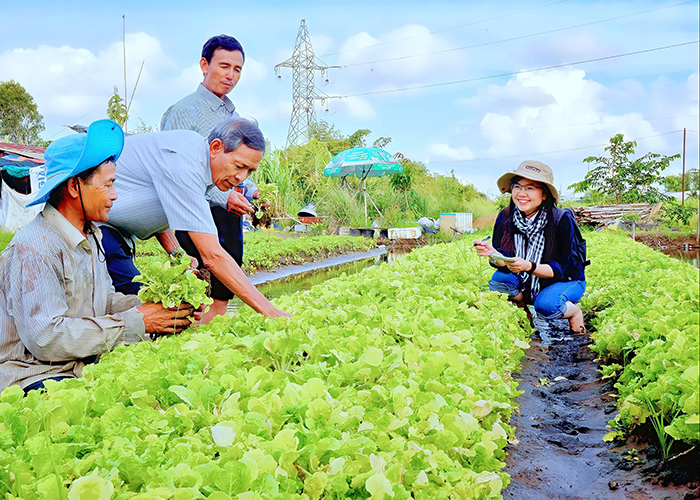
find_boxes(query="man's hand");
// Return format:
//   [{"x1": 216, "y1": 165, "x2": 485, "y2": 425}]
[
  {"x1": 227, "y1": 189, "x2": 254, "y2": 216},
  {"x1": 137, "y1": 302, "x2": 195, "y2": 335},
  {"x1": 263, "y1": 305, "x2": 293, "y2": 318},
  {"x1": 251, "y1": 189, "x2": 260, "y2": 200}
]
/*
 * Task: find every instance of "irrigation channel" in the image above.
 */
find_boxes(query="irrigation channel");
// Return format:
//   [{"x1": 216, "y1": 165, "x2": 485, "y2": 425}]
[
  {"x1": 229, "y1": 244, "x2": 697, "y2": 498},
  {"x1": 227, "y1": 246, "x2": 401, "y2": 312}
]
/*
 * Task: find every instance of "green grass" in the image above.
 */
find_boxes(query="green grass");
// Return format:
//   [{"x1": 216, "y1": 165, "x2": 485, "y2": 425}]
[{"x1": 0, "y1": 231, "x2": 14, "y2": 254}]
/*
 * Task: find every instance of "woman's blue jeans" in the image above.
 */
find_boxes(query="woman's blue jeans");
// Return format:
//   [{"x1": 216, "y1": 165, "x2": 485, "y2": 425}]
[{"x1": 489, "y1": 270, "x2": 586, "y2": 320}]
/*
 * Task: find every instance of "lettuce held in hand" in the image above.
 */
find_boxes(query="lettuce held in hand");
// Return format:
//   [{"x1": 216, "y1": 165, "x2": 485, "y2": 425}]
[{"x1": 134, "y1": 253, "x2": 213, "y2": 310}]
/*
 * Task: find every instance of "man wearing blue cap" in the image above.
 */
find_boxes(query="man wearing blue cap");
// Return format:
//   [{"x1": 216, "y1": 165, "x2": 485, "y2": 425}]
[{"x1": 0, "y1": 120, "x2": 195, "y2": 394}]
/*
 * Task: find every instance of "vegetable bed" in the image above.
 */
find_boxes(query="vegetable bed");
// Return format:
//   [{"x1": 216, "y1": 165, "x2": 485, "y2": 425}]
[
  {"x1": 134, "y1": 233, "x2": 377, "y2": 276},
  {"x1": 582, "y1": 232, "x2": 699, "y2": 453},
  {"x1": 0, "y1": 240, "x2": 531, "y2": 499}
]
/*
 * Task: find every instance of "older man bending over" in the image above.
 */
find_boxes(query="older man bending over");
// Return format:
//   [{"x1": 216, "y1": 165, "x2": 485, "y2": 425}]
[{"x1": 101, "y1": 117, "x2": 289, "y2": 320}]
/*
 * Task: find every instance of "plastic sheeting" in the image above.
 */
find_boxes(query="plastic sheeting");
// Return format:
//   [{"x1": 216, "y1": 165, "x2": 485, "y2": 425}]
[
  {"x1": 0, "y1": 155, "x2": 41, "y2": 178},
  {"x1": 0, "y1": 180, "x2": 42, "y2": 233}
]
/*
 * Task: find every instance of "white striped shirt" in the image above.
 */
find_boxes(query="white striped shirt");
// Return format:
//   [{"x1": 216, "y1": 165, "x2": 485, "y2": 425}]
[
  {"x1": 0, "y1": 205, "x2": 144, "y2": 391},
  {"x1": 160, "y1": 83, "x2": 257, "y2": 206},
  {"x1": 107, "y1": 130, "x2": 218, "y2": 240}
]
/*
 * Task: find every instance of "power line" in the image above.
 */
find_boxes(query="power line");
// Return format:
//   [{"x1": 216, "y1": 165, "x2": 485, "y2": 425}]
[
  {"x1": 477, "y1": 114, "x2": 699, "y2": 132},
  {"x1": 46, "y1": 94, "x2": 111, "y2": 140},
  {"x1": 427, "y1": 130, "x2": 684, "y2": 164},
  {"x1": 342, "y1": 0, "x2": 698, "y2": 68},
  {"x1": 327, "y1": 40, "x2": 699, "y2": 99},
  {"x1": 319, "y1": 0, "x2": 568, "y2": 57}
]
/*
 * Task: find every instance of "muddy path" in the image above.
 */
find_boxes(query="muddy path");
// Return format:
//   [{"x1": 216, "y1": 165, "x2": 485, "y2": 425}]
[{"x1": 504, "y1": 319, "x2": 698, "y2": 500}]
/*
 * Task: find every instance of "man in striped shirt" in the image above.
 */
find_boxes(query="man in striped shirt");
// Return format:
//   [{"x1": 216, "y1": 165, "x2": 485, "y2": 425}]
[
  {"x1": 160, "y1": 35, "x2": 259, "y2": 321},
  {"x1": 0, "y1": 120, "x2": 195, "y2": 393}
]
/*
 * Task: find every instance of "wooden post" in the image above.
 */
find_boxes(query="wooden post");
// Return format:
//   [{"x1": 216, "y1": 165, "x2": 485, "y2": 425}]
[
  {"x1": 681, "y1": 128, "x2": 686, "y2": 205},
  {"x1": 123, "y1": 15, "x2": 128, "y2": 133}
]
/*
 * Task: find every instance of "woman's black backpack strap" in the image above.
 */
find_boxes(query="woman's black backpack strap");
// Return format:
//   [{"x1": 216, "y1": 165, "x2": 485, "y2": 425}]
[{"x1": 554, "y1": 207, "x2": 591, "y2": 267}]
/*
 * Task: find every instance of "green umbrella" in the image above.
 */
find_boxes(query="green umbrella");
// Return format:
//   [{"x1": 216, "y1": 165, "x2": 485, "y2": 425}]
[
  {"x1": 323, "y1": 147, "x2": 403, "y2": 224},
  {"x1": 323, "y1": 147, "x2": 403, "y2": 178}
]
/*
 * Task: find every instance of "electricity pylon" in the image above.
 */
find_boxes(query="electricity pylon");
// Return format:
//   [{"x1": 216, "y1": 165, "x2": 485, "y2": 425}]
[{"x1": 275, "y1": 19, "x2": 339, "y2": 148}]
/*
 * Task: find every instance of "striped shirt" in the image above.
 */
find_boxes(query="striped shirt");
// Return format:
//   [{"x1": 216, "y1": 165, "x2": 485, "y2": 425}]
[
  {"x1": 107, "y1": 130, "x2": 218, "y2": 240},
  {"x1": 0, "y1": 204, "x2": 144, "y2": 391},
  {"x1": 160, "y1": 83, "x2": 257, "y2": 206}
]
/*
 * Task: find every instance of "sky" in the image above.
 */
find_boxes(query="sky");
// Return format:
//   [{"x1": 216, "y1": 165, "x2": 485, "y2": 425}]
[{"x1": 1, "y1": 0, "x2": 698, "y2": 199}]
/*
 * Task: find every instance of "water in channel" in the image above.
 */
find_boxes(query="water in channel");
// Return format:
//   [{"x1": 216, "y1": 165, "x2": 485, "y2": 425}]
[
  {"x1": 228, "y1": 248, "x2": 404, "y2": 313},
  {"x1": 663, "y1": 247, "x2": 700, "y2": 269}
]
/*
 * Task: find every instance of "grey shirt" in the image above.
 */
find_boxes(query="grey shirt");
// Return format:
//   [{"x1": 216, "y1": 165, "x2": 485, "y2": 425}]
[
  {"x1": 0, "y1": 205, "x2": 145, "y2": 391},
  {"x1": 161, "y1": 83, "x2": 257, "y2": 207},
  {"x1": 108, "y1": 130, "x2": 218, "y2": 240}
]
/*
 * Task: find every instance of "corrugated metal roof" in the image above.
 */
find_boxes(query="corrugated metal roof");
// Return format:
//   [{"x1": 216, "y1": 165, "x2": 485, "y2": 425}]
[{"x1": 0, "y1": 142, "x2": 45, "y2": 162}]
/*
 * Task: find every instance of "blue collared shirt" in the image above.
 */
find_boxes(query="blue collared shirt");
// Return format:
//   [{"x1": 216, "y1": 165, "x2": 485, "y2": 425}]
[
  {"x1": 108, "y1": 130, "x2": 218, "y2": 240},
  {"x1": 160, "y1": 83, "x2": 258, "y2": 206}
]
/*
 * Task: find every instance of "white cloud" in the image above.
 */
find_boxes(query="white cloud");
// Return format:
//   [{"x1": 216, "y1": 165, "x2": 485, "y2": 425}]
[
  {"x1": 442, "y1": 68, "x2": 695, "y2": 195},
  {"x1": 335, "y1": 24, "x2": 467, "y2": 91},
  {"x1": 240, "y1": 58, "x2": 267, "y2": 84},
  {"x1": 473, "y1": 69, "x2": 662, "y2": 156},
  {"x1": 427, "y1": 143, "x2": 474, "y2": 161},
  {"x1": 311, "y1": 35, "x2": 334, "y2": 56},
  {"x1": 0, "y1": 32, "x2": 171, "y2": 125},
  {"x1": 338, "y1": 96, "x2": 375, "y2": 119},
  {"x1": 0, "y1": 32, "x2": 275, "y2": 139}
]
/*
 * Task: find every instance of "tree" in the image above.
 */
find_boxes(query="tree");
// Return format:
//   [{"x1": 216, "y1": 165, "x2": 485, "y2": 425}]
[
  {"x1": 307, "y1": 121, "x2": 382, "y2": 156},
  {"x1": 106, "y1": 86, "x2": 128, "y2": 128},
  {"x1": 663, "y1": 168, "x2": 699, "y2": 196},
  {"x1": 0, "y1": 80, "x2": 45, "y2": 144},
  {"x1": 390, "y1": 154, "x2": 427, "y2": 211},
  {"x1": 132, "y1": 119, "x2": 157, "y2": 134},
  {"x1": 372, "y1": 136, "x2": 392, "y2": 149},
  {"x1": 569, "y1": 133, "x2": 680, "y2": 204}
]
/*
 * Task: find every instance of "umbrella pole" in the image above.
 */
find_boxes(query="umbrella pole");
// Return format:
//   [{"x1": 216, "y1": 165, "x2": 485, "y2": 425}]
[{"x1": 363, "y1": 179, "x2": 368, "y2": 226}]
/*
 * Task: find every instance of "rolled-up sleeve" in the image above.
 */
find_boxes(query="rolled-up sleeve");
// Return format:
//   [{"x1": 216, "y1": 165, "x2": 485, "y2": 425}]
[{"x1": 7, "y1": 248, "x2": 144, "y2": 362}]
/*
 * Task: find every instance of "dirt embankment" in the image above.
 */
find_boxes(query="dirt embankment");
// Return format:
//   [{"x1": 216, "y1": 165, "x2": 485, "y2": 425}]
[
  {"x1": 504, "y1": 320, "x2": 699, "y2": 500},
  {"x1": 632, "y1": 232, "x2": 699, "y2": 250}
]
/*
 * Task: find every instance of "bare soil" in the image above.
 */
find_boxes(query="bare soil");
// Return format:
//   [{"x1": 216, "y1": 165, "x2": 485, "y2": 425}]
[
  {"x1": 504, "y1": 319, "x2": 699, "y2": 500},
  {"x1": 632, "y1": 232, "x2": 699, "y2": 251}
]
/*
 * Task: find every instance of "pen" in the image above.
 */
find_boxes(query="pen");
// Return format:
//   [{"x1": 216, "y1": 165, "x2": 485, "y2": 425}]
[{"x1": 473, "y1": 235, "x2": 491, "y2": 246}]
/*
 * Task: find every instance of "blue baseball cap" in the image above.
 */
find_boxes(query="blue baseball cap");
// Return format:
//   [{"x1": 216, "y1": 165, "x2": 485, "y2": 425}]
[{"x1": 27, "y1": 119, "x2": 124, "y2": 207}]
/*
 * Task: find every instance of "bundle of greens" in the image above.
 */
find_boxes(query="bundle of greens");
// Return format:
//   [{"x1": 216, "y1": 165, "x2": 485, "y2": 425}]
[
  {"x1": 252, "y1": 181, "x2": 279, "y2": 220},
  {"x1": 134, "y1": 253, "x2": 213, "y2": 310}
]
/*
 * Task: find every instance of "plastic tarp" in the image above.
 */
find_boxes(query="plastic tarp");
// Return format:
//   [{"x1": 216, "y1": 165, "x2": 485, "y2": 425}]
[
  {"x1": 0, "y1": 155, "x2": 42, "y2": 178},
  {"x1": 0, "y1": 180, "x2": 42, "y2": 232},
  {"x1": 0, "y1": 165, "x2": 46, "y2": 233}
]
